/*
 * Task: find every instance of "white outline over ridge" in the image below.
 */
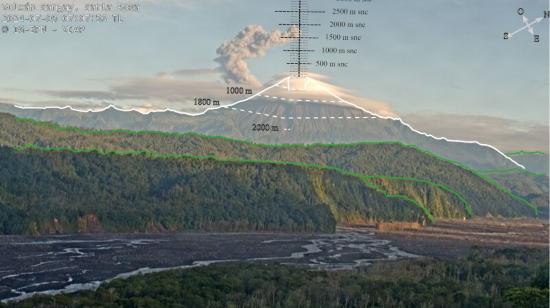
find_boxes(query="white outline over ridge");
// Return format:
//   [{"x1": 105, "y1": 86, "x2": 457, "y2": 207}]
[
  {"x1": 14, "y1": 78, "x2": 290, "y2": 117},
  {"x1": 12, "y1": 76, "x2": 525, "y2": 169},
  {"x1": 304, "y1": 77, "x2": 525, "y2": 169}
]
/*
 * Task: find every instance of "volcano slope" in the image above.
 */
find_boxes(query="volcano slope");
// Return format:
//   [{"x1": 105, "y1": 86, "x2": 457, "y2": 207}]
[
  {"x1": 0, "y1": 113, "x2": 538, "y2": 222},
  {"x1": 0, "y1": 91, "x2": 522, "y2": 171}
]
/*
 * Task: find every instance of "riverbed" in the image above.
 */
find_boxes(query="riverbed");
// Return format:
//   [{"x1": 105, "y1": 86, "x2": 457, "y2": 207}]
[{"x1": 0, "y1": 228, "x2": 417, "y2": 302}]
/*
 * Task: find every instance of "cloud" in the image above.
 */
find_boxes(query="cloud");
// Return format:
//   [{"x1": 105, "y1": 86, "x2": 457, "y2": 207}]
[
  {"x1": 31, "y1": 74, "x2": 244, "y2": 113},
  {"x1": 215, "y1": 25, "x2": 298, "y2": 87},
  {"x1": 265, "y1": 73, "x2": 397, "y2": 117},
  {"x1": 0, "y1": 96, "x2": 106, "y2": 109},
  {"x1": 168, "y1": 68, "x2": 219, "y2": 77},
  {"x1": 11, "y1": 71, "x2": 547, "y2": 153},
  {"x1": 40, "y1": 90, "x2": 140, "y2": 101},
  {"x1": 156, "y1": 68, "x2": 220, "y2": 80},
  {"x1": 8, "y1": 21, "x2": 391, "y2": 116},
  {"x1": 403, "y1": 113, "x2": 549, "y2": 152},
  {"x1": 33, "y1": 71, "x2": 398, "y2": 117},
  {"x1": 306, "y1": 73, "x2": 397, "y2": 117},
  {"x1": 109, "y1": 76, "x2": 229, "y2": 103}
]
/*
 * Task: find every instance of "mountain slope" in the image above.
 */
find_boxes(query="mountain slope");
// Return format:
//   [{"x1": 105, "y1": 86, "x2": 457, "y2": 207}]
[
  {"x1": 0, "y1": 113, "x2": 537, "y2": 219},
  {"x1": 484, "y1": 171, "x2": 549, "y2": 217},
  {"x1": 0, "y1": 97, "x2": 521, "y2": 170},
  {"x1": 506, "y1": 152, "x2": 549, "y2": 176},
  {"x1": 0, "y1": 146, "x2": 432, "y2": 235}
]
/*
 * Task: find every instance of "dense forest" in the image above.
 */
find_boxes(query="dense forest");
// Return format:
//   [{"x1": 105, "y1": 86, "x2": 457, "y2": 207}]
[
  {"x1": 0, "y1": 146, "x2": 432, "y2": 234},
  {"x1": 9, "y1": 247, "x2": 549, "y2": 307},
  {"x1": 486, "y1": 171, "x2": 549, "y2": 217},
  {"x1": 0, "y1": 113, "x2": 540, "y2": 219}
]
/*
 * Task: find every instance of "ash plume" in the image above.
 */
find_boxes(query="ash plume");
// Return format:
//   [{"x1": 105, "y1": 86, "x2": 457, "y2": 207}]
[{"x1": 215, "y1": 25, "x2": 298, "y2": 87}]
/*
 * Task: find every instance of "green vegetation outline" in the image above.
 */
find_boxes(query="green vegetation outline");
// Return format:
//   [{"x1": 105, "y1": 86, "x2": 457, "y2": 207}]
[
  {"x1": 11, "y1": 116, "x2": 538, "y2": 216},
  {"x1": 363, "y1": 175, "x2": 472, "y2": 217},
  {"x1": 506, "y1": 150, "x2": 546, "y2": 156},
  {"x1": 478, "y1": 168, "x2": 546, "y2": 178},
  {"x1": 16, "y1": 144, "x2": 493, "y2": 222}
]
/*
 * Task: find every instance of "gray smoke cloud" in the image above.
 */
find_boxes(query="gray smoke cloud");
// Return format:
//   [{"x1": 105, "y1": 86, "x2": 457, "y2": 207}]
[{"x1": 215, "y1": 25, "x2": 297, "y2": 87}]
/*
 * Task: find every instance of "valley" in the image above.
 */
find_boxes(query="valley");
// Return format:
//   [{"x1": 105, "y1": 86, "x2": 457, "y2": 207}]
[
  {"x1": 1, "y1": 221, "x2": 547, "y2": 304},
  {"x1": 0, "y1": 229, "x2": 416, "y2": 302}
]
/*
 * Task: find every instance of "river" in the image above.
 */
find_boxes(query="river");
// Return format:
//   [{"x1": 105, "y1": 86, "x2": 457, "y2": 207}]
[{"x1": 0, "y1": 227, "x2": 417, "y2": 303}]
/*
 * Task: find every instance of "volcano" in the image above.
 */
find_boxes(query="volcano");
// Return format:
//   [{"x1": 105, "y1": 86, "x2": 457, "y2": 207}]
[{"x1": 0, "y1": 77, "x2": 523, "y2": 171}]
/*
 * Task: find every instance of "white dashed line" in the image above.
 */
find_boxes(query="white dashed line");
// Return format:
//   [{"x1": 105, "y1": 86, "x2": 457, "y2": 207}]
[{"x1": 13, "y1": 75, "x2": 525, "y2": 168}]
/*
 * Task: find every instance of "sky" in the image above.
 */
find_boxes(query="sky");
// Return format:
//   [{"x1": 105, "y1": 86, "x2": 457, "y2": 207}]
[{"x1": 1, "y1": 0, "x2": 549, "y2": 150}]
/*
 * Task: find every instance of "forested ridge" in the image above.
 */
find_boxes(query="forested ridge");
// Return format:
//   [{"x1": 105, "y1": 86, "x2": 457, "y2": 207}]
[
  {"x1": 0, "y1": 146, "x2": 434, "y2": 234},
  {"x1": 0, "y1": 113, "x2": 538, "y2": 220},
  {"x1": 485, "y1": 171, "x2": 549, "y2": 217}
]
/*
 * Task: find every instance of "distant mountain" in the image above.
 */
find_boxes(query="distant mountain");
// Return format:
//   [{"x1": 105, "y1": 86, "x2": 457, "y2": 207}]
[
  {"x1": 506, "y1": 152, "x2": 549, "y2": 176},
  {"x1": 486, "y1": 171, "x2": 549, "y2": 217},
  {"x1": 0, "y1": 112, "x2": 538, "y2": 227},
  {"x1": 0, "y1": 97, "x2": 522, "y2": 171}
]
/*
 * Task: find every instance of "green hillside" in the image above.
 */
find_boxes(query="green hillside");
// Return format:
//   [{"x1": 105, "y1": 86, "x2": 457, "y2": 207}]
[
  {"x1": 0, "y1": 113, "x2": 536, "y2": 220},
  {"x1": 506, "y1": 151, "x2": 549, "y2": 176},
  {"x1": 0, "y1": 146, "x2": 435, "y2": 234},
  {"x1": 483, "y1": 170, "x2": 549, "y2": 217}
]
